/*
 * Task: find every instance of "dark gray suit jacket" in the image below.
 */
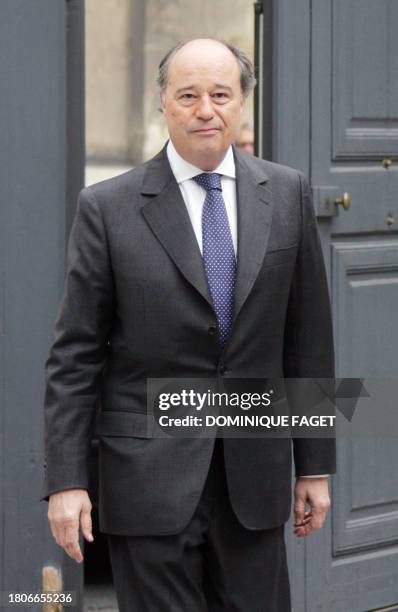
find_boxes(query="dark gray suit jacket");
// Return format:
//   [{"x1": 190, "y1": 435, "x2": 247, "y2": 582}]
[{"x1": 41, "y1": 143, "x2": 336, "y2": 535}]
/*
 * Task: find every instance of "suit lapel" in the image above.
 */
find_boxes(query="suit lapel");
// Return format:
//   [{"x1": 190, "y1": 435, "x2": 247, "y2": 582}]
[
  {"x1": 140, "y1": 144, "x2": 274, "y2": 321},
  {"x1": 233, "y1": 145, "x2": 273, "y2": 322},
  {"x1": 141, "y1": 146, "x2": 213, "y2": 307}
]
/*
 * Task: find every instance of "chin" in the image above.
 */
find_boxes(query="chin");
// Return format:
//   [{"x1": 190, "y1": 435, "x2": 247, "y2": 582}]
[{"x1": 198, "y1": 139, "x2": 224, "y2": 152}]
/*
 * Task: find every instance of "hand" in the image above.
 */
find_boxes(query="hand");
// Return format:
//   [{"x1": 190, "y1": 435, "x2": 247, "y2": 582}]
[
  {"x1": 47, "y1": 489, "x2": 94, "y2": 563},
  {"x1": 293, "y1": 477, "x2": 330, "y2": 537}
]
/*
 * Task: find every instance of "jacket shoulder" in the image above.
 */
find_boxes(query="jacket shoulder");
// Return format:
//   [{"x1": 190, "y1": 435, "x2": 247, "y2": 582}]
[
  {"x1": 83, "y1": 163, "x2": 147, "y2": 201},
  {"x1": 234, "y1": 148, "x2": 304, "y2": 189},
  {"x1": 76, "y1": 152, "x2": 164, "y2": 217},
  {"x1": 250, "y1": 153, "x2": 304, "y2": 182}
]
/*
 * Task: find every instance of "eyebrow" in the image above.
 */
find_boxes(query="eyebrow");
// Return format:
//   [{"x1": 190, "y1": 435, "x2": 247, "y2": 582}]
[
  {"x1": 213, "y1": 84, "x2": 233, "y2": 92},
  {"x1": 175, "y1": 86, "x2": 195, "y2": 95},
  {"x1": 175, "y1": 84, "x2": 233, "y2": 95}
]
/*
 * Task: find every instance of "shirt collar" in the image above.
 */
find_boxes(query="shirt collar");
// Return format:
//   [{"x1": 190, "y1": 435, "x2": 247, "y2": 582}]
[{"x1": 166, "y1": 139, "x2": 236, "y2": 184}]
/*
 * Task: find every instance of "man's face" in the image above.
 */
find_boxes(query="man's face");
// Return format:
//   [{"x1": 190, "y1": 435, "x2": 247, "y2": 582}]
[{"x1": 160, "y1": 40, "x2": 245, "y2": 170}]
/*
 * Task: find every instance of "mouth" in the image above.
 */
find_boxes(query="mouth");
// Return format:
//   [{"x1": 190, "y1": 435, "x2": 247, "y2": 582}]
[{"x1": 193, "y1": 128, "x2": 220, "y2": 134}]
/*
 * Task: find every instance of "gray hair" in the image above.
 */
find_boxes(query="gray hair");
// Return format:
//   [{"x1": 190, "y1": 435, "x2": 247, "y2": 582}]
[{"x1": 157, "y1": 39, "x2": 257, "y2": 99}]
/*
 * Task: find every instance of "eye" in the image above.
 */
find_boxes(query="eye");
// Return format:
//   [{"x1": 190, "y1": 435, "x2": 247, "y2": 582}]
[
  {"x1": 180, "y1": 93, "x2": 195, "y2": 100},
  {"x1": 213, "y1": 92, "x2": 228, "y2": 99}
]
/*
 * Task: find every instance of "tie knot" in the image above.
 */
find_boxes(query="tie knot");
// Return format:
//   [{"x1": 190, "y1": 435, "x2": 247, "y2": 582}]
[{"x1": 193, "y1": 172, "x2": 222, "y2": 192}]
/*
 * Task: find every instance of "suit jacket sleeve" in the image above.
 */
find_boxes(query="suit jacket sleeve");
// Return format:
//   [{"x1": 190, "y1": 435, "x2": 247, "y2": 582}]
[
  {"x1": 40, "y1": 186, "x2": 115, "y2": 501},
  {"x1": 283, "y1": 172, "x2": 336, "y2": 477}
]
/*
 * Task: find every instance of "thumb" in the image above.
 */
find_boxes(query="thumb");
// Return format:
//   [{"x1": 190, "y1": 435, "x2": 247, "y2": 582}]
[
  {"x1": 294, "y1": 495, "x2": 306, "y2": 525},
  {"x1": 80, "y1": 504, "x2": 94, "y2": 542}
]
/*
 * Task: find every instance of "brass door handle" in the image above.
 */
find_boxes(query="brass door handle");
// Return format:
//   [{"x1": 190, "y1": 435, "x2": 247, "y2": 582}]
[{"x1": 335, "y1": 192, "x2": 351, "y2": 210}]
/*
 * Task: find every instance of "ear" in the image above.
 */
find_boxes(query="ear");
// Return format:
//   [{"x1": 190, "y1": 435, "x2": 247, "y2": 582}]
[
  {"x1": 160, "y1": 90, "x2": 166, "y2": 112},
  {"x1": 240, "y1": 95, "x2": 246, "y2": 114}
]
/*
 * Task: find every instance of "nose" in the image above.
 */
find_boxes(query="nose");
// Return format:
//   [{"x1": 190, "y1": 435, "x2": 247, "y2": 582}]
[{"x1": 195, "y1": 94, "x2": 214, "y2": 120}]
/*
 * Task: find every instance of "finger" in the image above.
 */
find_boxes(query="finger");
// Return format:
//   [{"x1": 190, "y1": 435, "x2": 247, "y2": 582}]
[
  {"x1": 63, "y1": 521, "x2": 83, "y2": 563},
  {"x1": 294, "y1": 497, "x2": 306, "y2": 525},
  {"x1": 294, "y1": 516, "x2": 311, "y2": 527},
  {"x1": 293, "y1": 521, "x2": 314, "y2": 537},
  {"x1": 309, "y1": 514, "x2": 324, "y2": 530},
  {"x1": 293, "y1": 512, "x2": 314, "y2": 534},
  {"x1": 64, "y1": 538, "x2": 83, "y2": 562},
  {"x1": 80, "y1": 506, "x2": 94, "y2": 542},
  {"x1": 49, "y1": 516, "x2": 65, "y2": 547},
  {"x1": 65, "y1": 542, "x2": 83, "y2": 563},
  {"x1": 294, "y1": 528, "x2": 312, "y2": 538},
  {"x1": 48, "y1": 509, "x2": 59, "y2": 540},
  {"x1": 294, "y1": 519, "x2": 312, "y2": 531},
  {"x1": 298, "y1": 508, "x2": 327, "y2": 534},
  {"x1": 309, "y1": 502, "x2": 329, "y2": 530},
  {"x1": 294, "y1": 510, "x2": 312, "y2": 526}
]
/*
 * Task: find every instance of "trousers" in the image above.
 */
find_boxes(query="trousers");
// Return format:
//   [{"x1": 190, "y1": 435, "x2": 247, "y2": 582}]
[{"x1": 106, "y1": 438, "x2": 291, "y2": 611}]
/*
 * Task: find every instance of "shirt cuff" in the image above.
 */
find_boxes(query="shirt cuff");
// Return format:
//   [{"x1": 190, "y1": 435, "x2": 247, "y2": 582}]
[{"x1": 298, "y1": 474, "x2": 330, "y2": 478}]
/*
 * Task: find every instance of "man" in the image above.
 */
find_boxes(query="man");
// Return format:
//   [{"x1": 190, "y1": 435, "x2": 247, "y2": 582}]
[
  {"x1": 42, "y1": 38, "x2": 335, "y2": 611},
  {"x1": 236, "y1": 122, "x2": 255, "y2": 155}
]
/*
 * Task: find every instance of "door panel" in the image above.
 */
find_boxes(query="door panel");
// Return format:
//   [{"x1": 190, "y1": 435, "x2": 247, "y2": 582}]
[
  {"x1": 333, "y1": 1, "x2": 398, "y2": 160},
  {"x1": 257, "y1": 0, "x2": 398, "y2": 609},
  {"x1": 312, "y1": 0, "x2": 398, "y2": 233},
  {"x1": 310, "y1": 1, "x2": 398, "y2": 610}
]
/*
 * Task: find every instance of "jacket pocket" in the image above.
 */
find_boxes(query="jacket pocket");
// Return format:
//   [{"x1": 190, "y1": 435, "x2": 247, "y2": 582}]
[
  {"x1": 263, "y1": 243, "x2": 298, "y2": 267},
  {"x1": 95, "y1": 410, "x2": 154, "y2": 438}
]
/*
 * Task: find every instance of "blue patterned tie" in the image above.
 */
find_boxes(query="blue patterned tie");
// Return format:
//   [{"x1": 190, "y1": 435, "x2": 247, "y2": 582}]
[{"x1": 193, "y1": 172, "x2": 236, "y2": 348}]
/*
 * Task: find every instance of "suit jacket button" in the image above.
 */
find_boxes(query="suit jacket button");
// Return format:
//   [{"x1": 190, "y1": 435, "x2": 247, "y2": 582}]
[
  {"x1": 219, "y1": 364, "x2": 227, "y2": 375},
  {"x1": 208, "y1": 325, "x2": 217, "y2": 335}
]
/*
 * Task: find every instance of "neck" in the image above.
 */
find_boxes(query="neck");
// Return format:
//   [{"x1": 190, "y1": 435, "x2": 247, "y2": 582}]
[
  {"x1": 194, "y1": 154, "x2": 224, "y2": 171},
  {"x1": 171, "y1": 142, "x2": 229, "y2": 172}
]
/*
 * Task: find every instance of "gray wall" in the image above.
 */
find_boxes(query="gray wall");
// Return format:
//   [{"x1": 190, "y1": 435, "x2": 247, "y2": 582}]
[{"x1": 0, "y1": 1, "x2": 84, "y2": 608}]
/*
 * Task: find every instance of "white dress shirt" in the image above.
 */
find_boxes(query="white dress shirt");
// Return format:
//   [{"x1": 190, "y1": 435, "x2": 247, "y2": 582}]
[
  {"x1": 166, "y1": 139, "x2": 237, "y2": 256},
  {"x1": 166, "y1": 139, "x2": 328, "y2": 479}
]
